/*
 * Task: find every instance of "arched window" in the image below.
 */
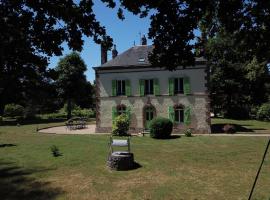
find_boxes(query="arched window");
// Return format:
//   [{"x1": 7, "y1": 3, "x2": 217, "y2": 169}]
[
  {"x1": 117, "y1": 104, "x2": 126, "y2": 116},
  {"x1": 174, "y1": 105, "x2": 184, "y2": 123}
]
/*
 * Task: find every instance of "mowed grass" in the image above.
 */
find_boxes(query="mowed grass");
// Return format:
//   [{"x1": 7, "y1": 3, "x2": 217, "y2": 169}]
[
  {"x1": 211, "y1": 118, "x2": 270, "y2": 133},
  {"x1": 0, "y1": 122, "x2": 270, "y2": 200}
]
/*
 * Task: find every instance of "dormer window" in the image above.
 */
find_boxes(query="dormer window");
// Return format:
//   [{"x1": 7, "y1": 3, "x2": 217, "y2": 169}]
[{"x1": 138, "y1": 58, "x2": 145, "y2": 63}]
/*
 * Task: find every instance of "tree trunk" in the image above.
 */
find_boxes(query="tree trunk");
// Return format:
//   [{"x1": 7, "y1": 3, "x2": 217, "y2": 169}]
[{"x1": 67, "y1": 99, "x2": 72, "y2": 119}]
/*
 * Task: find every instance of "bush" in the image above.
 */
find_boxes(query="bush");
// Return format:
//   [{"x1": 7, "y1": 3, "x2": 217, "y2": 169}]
[
  {"x1": 72, "y1": 108, "x2": 95, "y2": 118},
  {"x1": 0, "y1": 116, "x2": 2, "y2": 123},
  {"x1": 41, "y1": 112, "x2": 67, "y2": 120},
  {"x1": 256, "y1": 103, "x2": 270, "y2": 121},
  {"x1": 4, "y1": 104, "x2": 24, "y2": 118},
  {"x1": 149, "y1": 117, "x2": 173, "y2": 139},
  {"x1": 50, "y1": 145, "x2": 62, "y2": 157},
  {"x1": 184, "y1": 128, "x2": 193, "y2": 137},
  {"x1": 223, "y1": 124, "x2": 236, "y2": 134},
  {"x1": 112, "y1": 114, "x2": 130, "y2": 136}
]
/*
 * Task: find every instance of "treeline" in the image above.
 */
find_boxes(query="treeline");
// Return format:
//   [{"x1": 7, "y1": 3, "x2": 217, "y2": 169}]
[{"x1": 0, "y1": 52, "x2": 95, "y2": 120}]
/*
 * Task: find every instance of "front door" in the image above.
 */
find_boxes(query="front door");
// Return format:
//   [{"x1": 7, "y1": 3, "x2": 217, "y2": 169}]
[{"x1": 145, "y1": 106, "x2": 155, "y2": 130}]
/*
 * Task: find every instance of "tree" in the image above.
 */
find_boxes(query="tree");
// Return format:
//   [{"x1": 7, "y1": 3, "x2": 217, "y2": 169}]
[
  {"x1": 0, "y1": 0, "x2": 112, "y2": 113},
  {"x1": 205, "y1": 30, "x2": 269, "y2": 118},
  {"x1": 55, "y1": 52, "x2": 89, "y2": 119}
]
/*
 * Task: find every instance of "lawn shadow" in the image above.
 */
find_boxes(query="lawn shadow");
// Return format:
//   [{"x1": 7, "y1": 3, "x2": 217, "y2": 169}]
[
  {"x1": 0, "y1": 144, "x2": 17, "y2": 148},
  {"x1": 132, "y1": 161, "x2": 142, "y2": 170},
  {"x1": 0, "y1": 161, "x2": 64, "y2": 200},
  {"x1": 153, "y1": 135, "x2": 181, "y2": 140},
  {"x1": 211, "y1": 123, "x2": 253, "y2": 133},
  {"x1": 0, "y1": 118, "x2": 66, "y2": 126}
]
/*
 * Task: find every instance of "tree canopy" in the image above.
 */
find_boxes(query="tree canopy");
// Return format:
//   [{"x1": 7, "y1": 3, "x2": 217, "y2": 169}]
[
  {"x1": 1, "y1": 0, "x2": 270, "y2": 118},
  {"x1": 55, "y1": 52, "x2": 89, "y2": 119}
]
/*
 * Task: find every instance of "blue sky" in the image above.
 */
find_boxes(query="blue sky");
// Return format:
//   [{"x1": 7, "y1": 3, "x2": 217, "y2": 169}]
[{"x1": 48, "y1": 1, "x2": 152, "y2": 83}]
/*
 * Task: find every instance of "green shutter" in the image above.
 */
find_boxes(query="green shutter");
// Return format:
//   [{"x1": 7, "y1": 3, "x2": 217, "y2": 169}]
[
  {"x1": 112, "y1": 106, "x2": 117, "y2": 123},
  {"x1": 183, "y1": 77, "x2": 191, "y2": 95},
  {"x1": 112, "y1": 80, "x2": 117, "y2": 96},
  {"x1": 139, "y1": 79, "x2": 145, "y2": 96},
  {"x1": 125, "y1": 80, "x2": 131, "y2": 96},
  {"x1": 184, "y1": 106, "x2": 191, "y2": 125},
  {"x1": 168, "y1": 106, "x2": 175, "y2": 122},
  {"x1": 154, "y1": 79, "x2": 160, "y2": 96},
  {"x1": 126, "y1": 106, "x2": 131, "y2": 121},
  {"x1": 169, "y1": 78, "x2": 174, "y2": 96}
]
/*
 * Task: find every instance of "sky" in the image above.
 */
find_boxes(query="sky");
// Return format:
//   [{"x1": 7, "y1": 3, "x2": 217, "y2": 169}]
[{"x1": 48, "y1": 1, "x2": 152, "y2": 83}]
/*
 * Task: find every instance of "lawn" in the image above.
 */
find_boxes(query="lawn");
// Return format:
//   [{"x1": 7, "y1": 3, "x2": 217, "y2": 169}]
[
  {"x1": 211, "y1": 118, "x2": 270, "y2": 133},
  {"x1": 0, "y1": 121, "x2": 270, "y2": 200}
]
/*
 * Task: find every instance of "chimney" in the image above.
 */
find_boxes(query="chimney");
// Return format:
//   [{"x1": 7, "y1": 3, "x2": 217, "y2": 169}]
[
  {"x1": 101, "y1": 44, "x2": 107, "y2": 64},
  {"x1": 112, "y1": 45, "x2": 118, "y2": 59},
  {"x1": 141, "y1": 35, "x2": 147, "y2": 45}
]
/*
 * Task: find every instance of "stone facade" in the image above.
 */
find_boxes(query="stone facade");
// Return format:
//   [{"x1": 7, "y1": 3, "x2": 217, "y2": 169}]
[
  {"x1": 96, "y1": 95, "x2": 210, "y2": 133},
  {"x1": 95, "y1": 66, "x2": 211, "y2": 134}
]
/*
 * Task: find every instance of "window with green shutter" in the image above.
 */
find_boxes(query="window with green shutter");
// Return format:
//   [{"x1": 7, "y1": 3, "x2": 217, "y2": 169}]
[
  {"x1": 125, "y1": 80, "x2": 131, "y2": 96},
  {"x1": 184, "y1": 106, "x2": 191, "y2": 125},
  {"x1": 112, "y1": 80, "x2": 117, "y2": 96},
  {"x1": 183, "y1": 77, "x2": 191, "y2": 95},
  {"x1": 139, "y1": 79, "x2": 145, "y2": 96},
  {"x1": 154, "y1": 79, "x2": 160, "y2": 96},
  {"x1": 168, "y1": 106, "x2": 175, "y2": 122},
  {"x1": 112, "y1": 106, "x2": 117, "y2": 123},
  {"x1": 168, "y1": 78, "x2": 174, "y2": 96}
]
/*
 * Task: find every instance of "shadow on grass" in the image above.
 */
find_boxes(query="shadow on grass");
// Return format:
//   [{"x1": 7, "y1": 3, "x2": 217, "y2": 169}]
[
  {"x1": 0, "y1": 144, "x2": 17, "y2": 148},
  {"x1": 153, "y1": 135, "x2": 181, "y2": 140},
  {"x1": 211, "y1": 123, "x2": 256, "y2": 133},
  {"x1": 132, "y1": 161, "x2": 142, "y2": 170},
  {"x1": 0, "y1": 161, "x2": 64, "y2": 200},
  {"x1": 1, "y1": 118, "x2": 67, "y2": 126}
]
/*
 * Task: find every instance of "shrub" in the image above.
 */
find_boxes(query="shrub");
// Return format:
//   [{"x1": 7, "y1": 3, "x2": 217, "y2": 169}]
[
  {"x1": 223, "y1": 124, "x2": 236, "y2": 134},
  {"x1": 50, "y1": 145, "x2": 62, "y2": 157},
  {"x1": 112, "y1": 114, "x2": 130, "y2": 136},
  {"x1": 149, "y1": 117, "x2": 173, "y2": 139},
  {"x1": 72, "y1": 108, "x2": 95, "y2": 118},
  {"x1": 256, "y1": 103, "x2": 270, "y2": 121},
  {"x1": 0, "y1": 116, "x2": 2, "y2": 123},
  {"x1": 41, "y1": 112, "x2": 67, "y2": 120},
  {"x1": 4, "y1": 104, "x2": 24, "y2": 118},
  {"x1": 184, "y1": 128, "x2": 193, "y2": 137}
]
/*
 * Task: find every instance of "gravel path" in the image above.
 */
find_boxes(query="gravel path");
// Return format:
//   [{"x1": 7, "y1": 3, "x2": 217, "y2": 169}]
[
  {"x1": 38, "y1": 125, "x2": 270, "y2": 137},
  {"x1": 38, "y1": 124, "x2": 108, "y2": 135}
]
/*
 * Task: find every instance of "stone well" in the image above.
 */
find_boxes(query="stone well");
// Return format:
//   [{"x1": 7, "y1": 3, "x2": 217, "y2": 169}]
[{"x1": 107, "y1": 151, "x2": 134, "y2": 170}]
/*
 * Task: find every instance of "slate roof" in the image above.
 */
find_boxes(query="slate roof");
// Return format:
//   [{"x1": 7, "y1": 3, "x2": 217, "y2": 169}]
[
  {"x1": 95, "y1": 45, "x2": 206, "y2": 69},
  {"x1": 100, "y1": 45, "x2": 153, "y2": 67}
]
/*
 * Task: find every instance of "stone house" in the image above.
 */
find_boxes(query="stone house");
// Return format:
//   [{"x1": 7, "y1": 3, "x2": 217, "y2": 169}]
[{"x1": 94, "y1": 42, "x2": 211, "y2": 134}]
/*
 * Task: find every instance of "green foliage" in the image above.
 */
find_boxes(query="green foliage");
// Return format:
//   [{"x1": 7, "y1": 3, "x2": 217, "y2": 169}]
[
  {"x1": 0, "y1": 116, "x2": 2, "y2": 123},
  {"x1": 50, "y1": 145, "x2": 62, "y2": 157},
  {"x1": 55, "y1": 52, "x2": 90, "y2": 119},
  {"x1": 41, "y1": 112, "x2": 67, "y2": 120},
  {"x1": 72, "y1": 108, "x2": 95, "y2": 118},
  {"x1": 256, "y1": 103, "x2": 270, "y2": 121},
  {"x1": 184, "y1": 128, "x2": 193, "y2": 137},
  {"x1": 149, "y1": 117, "x2": 173, "y2": 139},
  {"x1": 112, "y1": 114, "x2": 130, "y2": 136},
  {"x1": 4, "y1": 104, "x2": 24, "y2": 118}
]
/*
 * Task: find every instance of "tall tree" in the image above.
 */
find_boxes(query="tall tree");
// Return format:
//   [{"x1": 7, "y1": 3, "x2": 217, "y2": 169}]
[{"x1": 55, "y1": 52, "x2": 89, "y2": 119}]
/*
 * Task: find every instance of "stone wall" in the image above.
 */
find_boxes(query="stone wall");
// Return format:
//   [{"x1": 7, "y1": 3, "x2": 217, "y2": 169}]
[{"x1": 96, "y1": 95, "x2": 211, "y2": 134}]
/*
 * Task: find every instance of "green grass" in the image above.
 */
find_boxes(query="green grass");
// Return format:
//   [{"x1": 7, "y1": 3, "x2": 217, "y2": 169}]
[
  {"x1": 0, "y1": 121, "x2": 270, "y2": 200},
  {"x1": 211, "y1": 118, "x2": 270, "y2": 133}
]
